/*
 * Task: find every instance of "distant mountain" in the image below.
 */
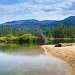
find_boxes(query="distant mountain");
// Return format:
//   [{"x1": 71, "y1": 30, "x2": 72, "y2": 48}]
[
  {"x1": 59, "y1": 16, "x2": 75, "y2": 27},
  {"x1": 63, "y1": 16, "x2": 75, "y2": 20},
  {"x1": 3, "y1": 19, "x2": 40, "y2": 25},
  {"x1": 3, "y1": 19, "x2": 58, "y2": 25},
  {"x1": 2, "y1": 16, "x2": 75, "y2": 26},
  {"x1": 1, "y1": 16, "x2": 75, "y2": 33}
]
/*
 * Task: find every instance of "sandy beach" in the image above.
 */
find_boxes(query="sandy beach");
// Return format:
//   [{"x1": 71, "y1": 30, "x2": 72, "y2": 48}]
[{"x1": 41, "y1": 45, "x2": 75, "y2": 73}]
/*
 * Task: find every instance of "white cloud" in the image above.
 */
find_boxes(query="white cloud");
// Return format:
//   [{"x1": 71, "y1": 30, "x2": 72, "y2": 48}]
[{"x1": 0, "y1": 0, "x2": 75, "y2": 23}]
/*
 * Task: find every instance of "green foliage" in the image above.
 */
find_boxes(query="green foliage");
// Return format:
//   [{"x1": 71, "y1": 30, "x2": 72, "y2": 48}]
[
  {"x1": 18, "y1": 34, "x2": 37, "y2": 43},
  {"x1": 0, "y1": 23, "x2": 75, "y2": 42},
  {"x1": 44, "y1": 26, "x2": 75, "y2": 38},
  {"x1": 0, "y1": 25, "x2": 27, "y2": 37},
  {"x1": 0, "y1": 37, "x2": 6, "y2": 42},
  {"x1": 7, "y1": 34, "x2": 14, "y2": 38},
  {"x1": 6, "y1": 34, "x2": 18, "y2": 42}
]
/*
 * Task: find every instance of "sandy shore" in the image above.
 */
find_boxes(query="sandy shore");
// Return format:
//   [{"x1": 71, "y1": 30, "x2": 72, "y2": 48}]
[{"x1": 41, "y1": 45, "x2": 75, "y2": 73}]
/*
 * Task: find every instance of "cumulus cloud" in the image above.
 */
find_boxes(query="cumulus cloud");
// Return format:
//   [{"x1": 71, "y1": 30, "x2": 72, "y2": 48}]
[{"x1": 0, "y1": 0, "x2": 75, "y2": 23}]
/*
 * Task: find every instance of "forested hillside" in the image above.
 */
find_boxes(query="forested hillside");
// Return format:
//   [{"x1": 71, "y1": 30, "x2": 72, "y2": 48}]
[{"x1": 0, "y1": 16, "x2": 75, "y2": 38}]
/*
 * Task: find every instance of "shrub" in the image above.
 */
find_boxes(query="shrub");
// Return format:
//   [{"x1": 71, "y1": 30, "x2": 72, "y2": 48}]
[
  {"x1": 18, "y1": 34, "x2": 37, "y2": 43},
  {"x1": 7, "y1": 34, "x2": 14, "y2": 38},
  {"x1": 0, "y1": 37, "x2": 6, "y2": 42},
  {"x1": 6, "y1": 34, "x2": 18, "y2": 42}
]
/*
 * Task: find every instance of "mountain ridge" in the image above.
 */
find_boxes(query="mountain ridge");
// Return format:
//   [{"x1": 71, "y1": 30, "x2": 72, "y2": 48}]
[
  {"x1": 1, "y1": 16, "x2": 75, "y2": 30},
  {"x1": 3, "y1": 16, "x2": 75, "y2": 25}
]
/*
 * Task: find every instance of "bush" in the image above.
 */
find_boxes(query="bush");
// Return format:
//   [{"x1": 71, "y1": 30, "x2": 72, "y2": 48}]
[
  {"x1": 0, "y1": 37, "x2": 6, "y2": 42},
  {"x1": 6, "y1": 34, "x2": 18, "y2": 42},
  {"x1": 18, "y1": 34, "x2": 37, "y2": 43},
  {"x1": 7, "y1": 34, "x2": 14, "y2": 38},
  {"x1": 0, "y1": 34, "x2": 37, "y2": 43}
]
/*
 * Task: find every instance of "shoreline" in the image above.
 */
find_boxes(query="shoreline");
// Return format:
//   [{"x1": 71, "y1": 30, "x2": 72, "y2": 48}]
[
  {"x1": 48, "y1": 38, "x2": 75, "y2": 39},
  {"x1": 41, "y1": 45, "x2": 75, "y2": 73}
]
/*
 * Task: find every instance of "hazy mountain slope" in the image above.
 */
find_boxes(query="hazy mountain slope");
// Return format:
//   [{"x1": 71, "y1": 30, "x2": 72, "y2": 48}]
[{"x1": 1, "y1": 16, "x2": 75, "y2": 33}]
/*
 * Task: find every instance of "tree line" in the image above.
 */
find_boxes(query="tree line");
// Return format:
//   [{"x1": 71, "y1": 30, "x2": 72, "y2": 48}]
[
  {"x1": 44, "y1": 26, "x2": 75, "y2": 38},
  {"x1": 0, "y1": 25, "x2": 75, "y2": 38}
]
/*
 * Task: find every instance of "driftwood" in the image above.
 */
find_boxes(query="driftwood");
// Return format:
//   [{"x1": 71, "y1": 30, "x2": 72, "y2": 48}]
[{"x1": 55, "y1": 43, "x2": 74, "y2": 47}]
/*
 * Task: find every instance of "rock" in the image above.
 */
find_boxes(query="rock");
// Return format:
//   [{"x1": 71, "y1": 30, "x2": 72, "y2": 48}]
[
  {"x1": 55, "y1": 43, "x2": 66, "y2": 47},
  {"x1": 55, "y1": 43, "x2": 73, "y2": 47}
]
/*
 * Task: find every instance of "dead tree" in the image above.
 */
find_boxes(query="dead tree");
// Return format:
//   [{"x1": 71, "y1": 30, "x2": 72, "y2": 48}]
[{"x1": 35, "y1": 27, "x2": 48, "y2": 44}]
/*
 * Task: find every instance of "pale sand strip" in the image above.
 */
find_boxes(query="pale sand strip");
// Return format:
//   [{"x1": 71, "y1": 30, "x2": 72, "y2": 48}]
[{"x1": 41, "y1": 45, "x2": 75, "y2": 73}]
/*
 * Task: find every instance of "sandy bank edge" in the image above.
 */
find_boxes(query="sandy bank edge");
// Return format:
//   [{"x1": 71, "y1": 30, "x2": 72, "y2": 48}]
[{"x1": 41, "y1": 45, "x2": 75, "y2": 73}]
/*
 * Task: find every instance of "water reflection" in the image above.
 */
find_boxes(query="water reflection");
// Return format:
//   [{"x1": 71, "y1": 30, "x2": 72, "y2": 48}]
[
  {"x1": 0, "y1": 43, "x2": 73, "y2": 75},
  {"x1": 0, "y1": 43, "x2": 41, "y2": 56},
  {"x1": 0, "y1": 53, "x2": 72, "y2": 75}
]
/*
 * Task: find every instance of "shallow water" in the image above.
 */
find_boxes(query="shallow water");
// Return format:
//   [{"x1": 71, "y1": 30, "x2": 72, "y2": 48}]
[{"x1": 0, "y1": 43, "x2": 73, "y2": 75}]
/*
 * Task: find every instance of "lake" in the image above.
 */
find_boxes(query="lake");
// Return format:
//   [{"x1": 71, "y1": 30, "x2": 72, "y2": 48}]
[{"x1": 0, "y1": 39, "x2": 74, "y2": 75}]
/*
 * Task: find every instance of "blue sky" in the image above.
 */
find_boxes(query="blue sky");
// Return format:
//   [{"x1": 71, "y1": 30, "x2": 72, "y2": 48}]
[{"x1": 0, "y1": 0, "x2": 75, "y2": 23}]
